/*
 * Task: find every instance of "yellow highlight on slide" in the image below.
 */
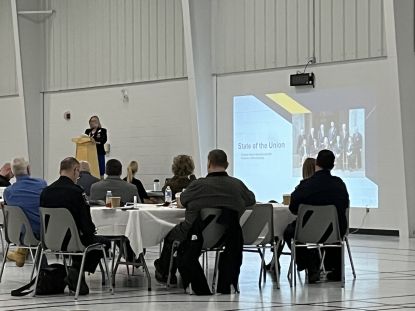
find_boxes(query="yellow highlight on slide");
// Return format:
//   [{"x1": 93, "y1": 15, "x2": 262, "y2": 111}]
[{"x1": 266, "y1": 93, "x2": 311, "y2": 114}]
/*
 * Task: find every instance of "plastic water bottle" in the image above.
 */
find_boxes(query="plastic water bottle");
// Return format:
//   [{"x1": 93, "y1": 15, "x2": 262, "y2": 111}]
[
  {"x1": 165, "y1": 186, "x2": 172, "y2": 204},
  {"x1": 106, "y1": 190, "x2": 112, "y2": 207}
]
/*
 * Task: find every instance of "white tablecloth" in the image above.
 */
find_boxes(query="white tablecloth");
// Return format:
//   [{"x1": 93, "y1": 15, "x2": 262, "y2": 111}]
[
  {"x1": 91, "y1": 205, "x2": 185, "y2": 256},
  {"x1": 91, "y1": 203, "x2": 296, "y2": 257}
]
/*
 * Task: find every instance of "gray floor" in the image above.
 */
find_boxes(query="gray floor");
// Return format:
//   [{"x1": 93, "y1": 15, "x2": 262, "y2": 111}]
[{"x1": 0, "y1": 234, "x2": 414, "y2": 311}]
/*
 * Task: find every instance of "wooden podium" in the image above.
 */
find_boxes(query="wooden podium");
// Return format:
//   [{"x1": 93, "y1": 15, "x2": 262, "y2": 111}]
[{"x1": 72, "y1": 136, "x2": 100, "y2": 178}]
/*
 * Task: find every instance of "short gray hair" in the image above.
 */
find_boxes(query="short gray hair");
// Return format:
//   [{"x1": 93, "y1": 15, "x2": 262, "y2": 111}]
[{"x1": 11, "y1": 157, "x2": 29, "y2": 176}]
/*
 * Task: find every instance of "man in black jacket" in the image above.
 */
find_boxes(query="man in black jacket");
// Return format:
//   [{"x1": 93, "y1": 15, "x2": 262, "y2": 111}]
[
  {"x1": 284, "y1": 149, "x2": 349, "y2": 283},
  {"x1": 154, "y1": 149, "x2": 256, "y2": 285},
  {"x1": 40, "y1": 157, "x2": 109, "y2": 295}
]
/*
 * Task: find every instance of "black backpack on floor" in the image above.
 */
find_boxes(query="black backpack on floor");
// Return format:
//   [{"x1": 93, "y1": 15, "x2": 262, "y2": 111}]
[{"x1": 11, "y1": 263, "x2": 67, "y2": 296}]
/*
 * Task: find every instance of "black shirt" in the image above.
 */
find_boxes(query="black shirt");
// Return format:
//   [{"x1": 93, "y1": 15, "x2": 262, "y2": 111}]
[
  {"x1": 289, "y1": 169, "x2": 349, "y2": 236},
  {"x1": 85, "y1": 127, "x2": 107, "y2": 155},
  {"x1": 0, "y1": 175, "x2": 10, "y2": 187},
  {"x1": 40, "y1": 176, "x2": 96, "y2": 245},
  {"x1": 123, "y1": 176, "x2": 149, "y2": 202}
]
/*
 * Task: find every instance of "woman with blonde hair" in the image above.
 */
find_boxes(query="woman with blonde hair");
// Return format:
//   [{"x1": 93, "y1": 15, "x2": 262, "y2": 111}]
[
  {"x1": 85, "y1": 115, "x2": 107, "y2": 178},
  {"x1": 123, "y1": 160, "x2": 152, "y2": 203},
  {"x1": 302, "y1": 157, "x2": 316, "y2": 179},
  {"x1": 162, "y1": 155, "x2": 196, "y2": 197}
]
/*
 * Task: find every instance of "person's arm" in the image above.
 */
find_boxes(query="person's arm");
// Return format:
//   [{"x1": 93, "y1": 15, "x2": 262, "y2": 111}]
[
  {"x1": 77, "y1": 192, "x2": 96, "y2": 236},
  {"x1": 288, "y1": 180, "x2": 309, "y2": 215},
  {"x1": 179, "y1": 180, "x2": 201, "y2": 207},
  {"x1": 136, "y1": 179, "x2": 149, "y2": 201},
  {"x1": 239, "y1": 181, "x2": 256, "y2": 207}
]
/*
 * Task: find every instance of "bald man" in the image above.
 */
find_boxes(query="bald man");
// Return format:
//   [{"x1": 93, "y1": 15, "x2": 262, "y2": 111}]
[{"x1": 76, "y1": 161, "x2": 100, "y2": 196}]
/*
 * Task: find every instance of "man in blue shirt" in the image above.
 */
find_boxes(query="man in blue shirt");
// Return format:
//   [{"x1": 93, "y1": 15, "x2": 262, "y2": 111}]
[{"x1": 3, "y1": 157, "x2": 47, "y2": 267}]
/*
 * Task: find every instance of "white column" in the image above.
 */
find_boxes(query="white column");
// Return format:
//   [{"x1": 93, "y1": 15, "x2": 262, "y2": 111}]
[{"x1": 182, "y1": 0, "x2": 216, "y2": 176}]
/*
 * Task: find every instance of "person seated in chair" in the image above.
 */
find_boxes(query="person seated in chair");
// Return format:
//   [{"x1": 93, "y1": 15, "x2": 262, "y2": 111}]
[
  {"x1": 40, "y1": 157, "x2": 110, "y2": 295},
  {"x1": 154, "y1": 149, "x2": 255, "y2": 285},
  {"x1": 162, "y1": 155, "x2": 197, "y2": 198},
  {"x1": 283, "y1": 149, "x2": 349, "y2": 283},
  {"x1": 90, "y1": 159, "x2": 139, "y2": 205},
  {"x1": 3, "y1": 157, "x2": 47, "y2": 267},
  {"x1": 76, "y1": 161, "x2": 100, "y2": 197},
  {"x1": 0, "y1": 162, "x2": 13, "y2": 187}
]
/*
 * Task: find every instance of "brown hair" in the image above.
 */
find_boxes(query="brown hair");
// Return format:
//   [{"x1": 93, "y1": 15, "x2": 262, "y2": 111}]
[
  {"x1": 302, "y1": 157, "x2": 316, "y2": 179},
  {"x1": 127, "y1": 161, "x2": 138, "y2": 183},
  {"x1": 172, "y1": 155, "x2": 195, "y2": 177},
  {"x1": 60, "y1": 157, "x2": 80, "y2": 172}
]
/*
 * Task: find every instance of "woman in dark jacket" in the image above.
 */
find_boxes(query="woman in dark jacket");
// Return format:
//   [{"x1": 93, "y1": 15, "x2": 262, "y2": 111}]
[
  {"x1": 162, "y1": 155, "x2": 196, "y2": 197},
  {"x1": 85, "y1": 115, "x2": 107, "y2": 178}
]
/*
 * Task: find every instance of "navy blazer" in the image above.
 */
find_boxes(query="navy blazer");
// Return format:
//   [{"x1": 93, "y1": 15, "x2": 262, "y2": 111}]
[{"x1": 85, "y1": 127, "x2": 107, "y2": 155}]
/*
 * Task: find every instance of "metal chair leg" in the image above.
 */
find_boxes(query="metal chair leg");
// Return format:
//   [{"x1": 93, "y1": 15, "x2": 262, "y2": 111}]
[
  {"x1": 75, "y1": 253, "x2": 87, "y2": 300},
  {"x1": 0, "y1": 228, "x2": 4, "y2": 256},
  {"x1": 101, "y1": 248, "x2": 113, "y2": 294},
  {"x1": 30, "y1": 245, "x2": 41, "y2": 282},
  {"x1": 32, "y1": 249, "x2": 44, "y2": 297},
  {"x1": 258, "y1": 248, "x2": 264, "y2": 287},
  {"x1": 262, "y1": 245, "x2": 267, "y2": 283},
  {"x1": 212, "y1": 251, "x2": 220, "y2": 294},
  {"x1": 273, "y1": 242, "x2": 280, "y2": 289},
  {"x1": 0, "y1": 243, "x2": 9, "y2": 282},
  {"x1": 345, "y1": 237, "x2": 356, "y2": 279},
  {"x1": 341, "y1": 244, "x2": 345, "y2": 288},
  {"x1": 140, "y1": 253, "x2": 151, "y2": 291},
  {"x1": 292, "y1": 241, "x2": 297, "y2": 287}
]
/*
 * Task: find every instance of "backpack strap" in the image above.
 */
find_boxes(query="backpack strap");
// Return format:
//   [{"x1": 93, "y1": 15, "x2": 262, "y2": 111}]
[{"x1": 11, "y1": 277, "x2": 36, "y2": 296}]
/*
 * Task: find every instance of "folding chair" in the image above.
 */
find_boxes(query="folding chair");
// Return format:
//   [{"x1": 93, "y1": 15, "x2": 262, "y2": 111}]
[
  {"x1": 35, "y1": 207, "x2": 113, "y2": 300},
  {"x1": 167, "y1": 208, "x2": 228, "y2": 293},
  {"x1": 290, "y1": 204, "x2": 346, "y2": 287},
  {"x1": 242, "y1": 204, "x2": 280, "y2": 289},
  {"x1": 0, "y1": 205, "x2": 41, "y2": 282}
]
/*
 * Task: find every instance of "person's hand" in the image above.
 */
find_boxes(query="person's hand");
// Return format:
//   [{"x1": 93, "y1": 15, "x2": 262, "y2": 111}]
[{"x1": 0, "y1": 202, "x2": 4, "y2": 209}]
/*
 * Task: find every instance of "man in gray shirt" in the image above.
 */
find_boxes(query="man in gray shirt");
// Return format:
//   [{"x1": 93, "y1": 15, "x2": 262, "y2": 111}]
[
  {"x1": 76, "y1": 161, "x2": 100, "y2": 197},
  {"x1": 90, "y1": 159, "x2": 139, "y2": 205},
  {"x1": 154, "y1": 149, "x2": 256, "y2": 284}
]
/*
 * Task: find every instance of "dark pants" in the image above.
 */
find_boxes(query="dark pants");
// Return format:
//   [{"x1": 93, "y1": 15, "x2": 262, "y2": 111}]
[
  {"x1": 156, "y1": 230, "x2": 182, "y2": 276},
  {"x1": 283, "y1": 221, "x2": 341, "y2": 272},
  {"x1": 73, "y1": 235, "x2": 110, "y2": 273},
  {"x1": 98, "y1": 153, "x2": 105, "y2": 177}
]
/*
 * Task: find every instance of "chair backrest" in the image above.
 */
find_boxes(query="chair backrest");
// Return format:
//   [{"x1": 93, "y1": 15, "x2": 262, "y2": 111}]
[
  {"x1": 2, "y1": 205, "x2": 39, "y2": 246},
  {"x1": 241, "y1": 204, "x2": 274, "y2": 245},
  {"x1": 199, "y1": 208, "x2": 228, "y2": 250},
  {"x1": 294, "y1": 204, "x2": 342, "y2": 244},
  {"x1": 40, "y1": 207, "x2": 85, "y2": 252}
]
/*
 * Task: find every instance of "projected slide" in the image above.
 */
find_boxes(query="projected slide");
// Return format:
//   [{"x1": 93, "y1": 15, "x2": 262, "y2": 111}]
[{"x1": 233, "y1": 91, "x2": 378, "y2": 208}]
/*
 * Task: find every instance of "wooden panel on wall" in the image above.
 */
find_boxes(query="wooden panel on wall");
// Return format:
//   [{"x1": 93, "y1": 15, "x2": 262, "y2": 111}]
[
  {"x1": 44, "y1": 0, "x2": 187, "y2": 91},
  {"x1": 0, "y1": 0, "x2": 18, "y2": 96},
  {"x1": 213, "y1": 0, "x2": 387, "y2": 74}
]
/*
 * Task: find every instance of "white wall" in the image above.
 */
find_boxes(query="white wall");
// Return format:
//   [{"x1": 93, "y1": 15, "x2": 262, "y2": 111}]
[
  {"x1": 44, "y1": 0, "x2": 186, "y2": 91},
  {"x1": 213, "y1": 0, "x2": 386, "y2": 74},
  {"x1": 0, "y1": 96, "x2": 29, "y2": 165},
  {"x1": 0, "y1": 0, "x2": 17, "y2": 96},
  {"x1": 43, "y1": 79, "x2": 195, "y2": 188},
  {"x1": 216, "y1": 57, "x2": 407, "y2": 234}
]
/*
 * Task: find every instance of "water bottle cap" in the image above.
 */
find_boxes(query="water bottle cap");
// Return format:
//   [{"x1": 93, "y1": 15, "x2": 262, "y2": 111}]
[{"x1": 154, "y1": 179, "x2": 159, "y2": 182}]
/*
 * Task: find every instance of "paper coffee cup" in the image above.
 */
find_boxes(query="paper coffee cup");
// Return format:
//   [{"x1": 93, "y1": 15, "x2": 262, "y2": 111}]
[
  {"x1": 282, "y1": 194, "x2": 291, "y2": 205},
  {"x1": 110, "y1": 196, "x2": 121, "y2": 208}
]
